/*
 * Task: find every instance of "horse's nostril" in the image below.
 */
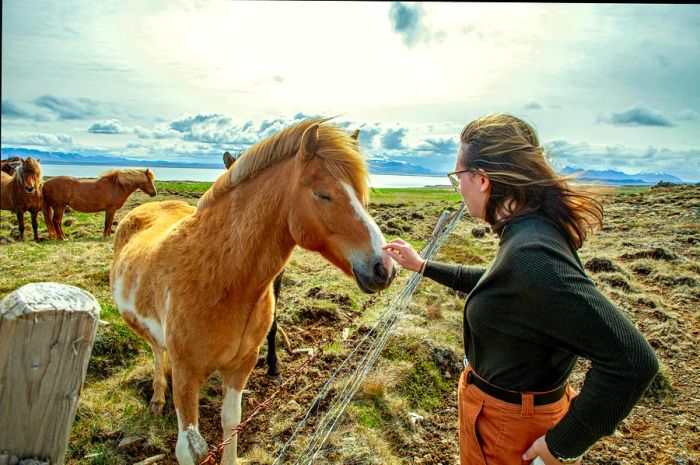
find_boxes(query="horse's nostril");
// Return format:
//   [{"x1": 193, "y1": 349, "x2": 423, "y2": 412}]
[{"x1": 373, "y1": 260, "x2": 387, "y2": 282}]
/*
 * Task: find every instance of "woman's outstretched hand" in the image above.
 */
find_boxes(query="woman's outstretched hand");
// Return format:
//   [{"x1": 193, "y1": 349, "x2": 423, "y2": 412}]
[{"x1": 382, "y1": 238, "x2": 425, "y2": 273}]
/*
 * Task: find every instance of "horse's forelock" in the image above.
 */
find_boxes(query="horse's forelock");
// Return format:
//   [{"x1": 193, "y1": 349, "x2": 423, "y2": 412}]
[{"x1": 16, "y1": 158, "x2": 42, "y2": 183}]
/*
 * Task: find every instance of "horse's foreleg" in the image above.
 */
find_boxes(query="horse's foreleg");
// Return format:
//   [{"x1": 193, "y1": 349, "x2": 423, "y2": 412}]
[
  {"x1": 266, "y1": 315, "x2": 281, "y2": 380},
  {"x1": 104, "y1": 208, "x2": 116, "y2": 237},
  {"x1": 30, "y1": 210, "x2": 39, "y2": 241},
  {"x1": 16, "y1": 210, "x2": 25, "y2": 241},
  {"x1": 266, "y1": 272, "x2": 284, "y2": 381},
  {"x1": 221, "y1": 351, "x2": 259, "y2": 465},
  {"x1": 150, "y1": 345, "x2": 168, "y2": 414},
  {"x1": 173, "y1": 364, "x2": 206, "y2": 465}
]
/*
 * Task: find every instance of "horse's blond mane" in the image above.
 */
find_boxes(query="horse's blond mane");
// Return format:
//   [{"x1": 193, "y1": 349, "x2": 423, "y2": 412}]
[
  {"x1": 99, "y1": 168, "x2": 154, "y2": 187},
  {"x1": 16, "y1": 157, "x2": 42, "y2": 182},
  {"x1": 198, "y1": 117, "x2": 369, "y2": 210}
]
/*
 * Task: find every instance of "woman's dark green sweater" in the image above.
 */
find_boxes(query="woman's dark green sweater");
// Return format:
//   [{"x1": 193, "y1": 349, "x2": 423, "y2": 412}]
[{"x1": 423, "y1": 214, "x2": 659, "y2": 457}]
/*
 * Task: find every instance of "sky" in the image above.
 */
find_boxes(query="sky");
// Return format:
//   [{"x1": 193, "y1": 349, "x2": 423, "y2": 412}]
[{"x1": 2, "y1": 1, "x2": 700, "y2": 180}]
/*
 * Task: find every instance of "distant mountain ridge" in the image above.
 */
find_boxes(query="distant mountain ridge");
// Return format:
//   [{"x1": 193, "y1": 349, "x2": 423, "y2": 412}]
[
  {"x1": 560, "y1": 166, "x2": 685, "y2": 184},
  {"x1": 0, "y1": 147, "x2": 442, "y2": 176},
  {"x1": 0, "y1": 147, "x2": 222, "y2": 169},
  {"x1": 0, "y1": 147, "x2": 689, "y2": 183}
]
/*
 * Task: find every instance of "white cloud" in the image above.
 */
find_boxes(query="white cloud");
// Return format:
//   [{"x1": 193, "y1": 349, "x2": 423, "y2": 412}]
[{"x1": 87, "y1": 119, "x2": 127, "y2": 134}]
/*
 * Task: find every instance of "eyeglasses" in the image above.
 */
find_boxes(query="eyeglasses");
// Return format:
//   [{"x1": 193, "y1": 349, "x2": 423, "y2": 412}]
[{"x1": 446, "y1": 169, "x2": 471, "y2": 191}]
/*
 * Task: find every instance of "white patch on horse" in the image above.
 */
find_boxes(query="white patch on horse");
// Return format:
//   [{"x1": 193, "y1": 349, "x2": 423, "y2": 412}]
[
  {"x1": 175, "y1": 411, "x2": 200, "y2": 465},
  {"x1": 112, "y1": 271, "x2": 166, "y2": 348},
  {"x1": 341, "y1": 182, "x2": 386, "y2": 255},
  {"x1": 221, "y1": 387, "x2": 243, "y2": 465}
]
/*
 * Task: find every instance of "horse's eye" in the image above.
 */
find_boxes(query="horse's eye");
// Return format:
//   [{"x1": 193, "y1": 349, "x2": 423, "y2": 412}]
[{"x1": 313, "y1": 191, "x2": 331, "y2": 203}]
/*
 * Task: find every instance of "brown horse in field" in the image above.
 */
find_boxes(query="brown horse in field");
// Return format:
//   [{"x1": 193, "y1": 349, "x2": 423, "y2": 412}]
[
  {"x1": 0, "y1": 157, "x2": 47, "y2": 241},
  {"x1": 42, "y1": 169, "x2": 157, "y2": 240},
  {"x1": 110, "y1": 118, "x2": 395, "y2": 465}
]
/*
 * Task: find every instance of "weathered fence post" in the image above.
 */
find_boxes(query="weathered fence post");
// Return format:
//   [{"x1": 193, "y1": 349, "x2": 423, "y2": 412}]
[{"x1": 0, "y1": 282, "x2": 101, "y2": 464}]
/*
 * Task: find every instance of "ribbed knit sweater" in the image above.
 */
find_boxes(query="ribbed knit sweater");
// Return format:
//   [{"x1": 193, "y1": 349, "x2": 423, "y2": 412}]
[{"x1": 423, "y1": 214, "x2": 659, "y2": 457}]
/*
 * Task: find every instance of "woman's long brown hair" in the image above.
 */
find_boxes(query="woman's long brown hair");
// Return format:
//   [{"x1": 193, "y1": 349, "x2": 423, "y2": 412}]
[{"x1": 460, "y1": 113, "x2": 603, "y2": 249}]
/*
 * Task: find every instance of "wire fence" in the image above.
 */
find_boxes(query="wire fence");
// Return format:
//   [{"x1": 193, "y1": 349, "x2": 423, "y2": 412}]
[
  {"x1": 198, "y1": 202, "x2": 466, "y2": 464},
  {"x1": 273, "y1": 202, "x2": 466, "y2": 465}
]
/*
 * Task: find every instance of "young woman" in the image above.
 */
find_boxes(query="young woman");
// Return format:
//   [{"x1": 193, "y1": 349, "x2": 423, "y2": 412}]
[{"x1": 383, "y1": 114, "x2": 658, "y2": 465}]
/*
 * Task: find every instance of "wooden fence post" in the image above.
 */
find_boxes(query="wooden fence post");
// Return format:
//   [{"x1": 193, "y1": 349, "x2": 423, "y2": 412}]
[{"x1": 0, "y1": 282, "x2": 101, "y2": 464}]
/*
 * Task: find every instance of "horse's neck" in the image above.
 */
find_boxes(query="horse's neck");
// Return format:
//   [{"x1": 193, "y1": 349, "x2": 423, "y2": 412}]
[
  {"x1": 102, "y1": 177, "x2": 136, "y2": 200},
  {"x1": 186, "y1": 165, "x2": 295, "y2": 295}
]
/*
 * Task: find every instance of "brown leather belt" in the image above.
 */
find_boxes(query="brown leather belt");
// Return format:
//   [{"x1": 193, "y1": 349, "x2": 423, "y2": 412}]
[{"x1": 465, "y1": 370, "x2": 567, "y2": 406}]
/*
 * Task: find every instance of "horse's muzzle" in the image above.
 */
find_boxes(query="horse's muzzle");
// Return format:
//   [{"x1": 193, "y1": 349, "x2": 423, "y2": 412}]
[
  {"x1": 149, "y1": 191, "x2": 157, "y2": 197},
  {"x1": 24, "y1": 186, "x2": 35, "y2": 193},
  {"x1": 352, "y1": 256, "x2": 396, "y2": 294}
]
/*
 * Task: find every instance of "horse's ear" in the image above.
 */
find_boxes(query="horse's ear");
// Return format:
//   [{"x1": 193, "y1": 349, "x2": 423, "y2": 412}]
[
  {"x1": 298, "y1": 124, "x2": 319, "y2": 162},
  {"x1": 351, "y1": 129, "x2": 360, "y2": 140},
  {"x1": 223, "y1": 151, "x2": 235, "y2": 169}
]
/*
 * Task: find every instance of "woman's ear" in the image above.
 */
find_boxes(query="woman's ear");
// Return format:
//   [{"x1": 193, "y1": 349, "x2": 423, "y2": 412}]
[{"x1": 477, "y1": 170, "x2": 490, "y2": 193}]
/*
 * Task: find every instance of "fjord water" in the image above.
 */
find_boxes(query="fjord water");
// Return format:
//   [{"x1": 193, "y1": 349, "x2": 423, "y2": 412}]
[{"x1": 40, "y1": 164, "x2": 450, "y2": 188}]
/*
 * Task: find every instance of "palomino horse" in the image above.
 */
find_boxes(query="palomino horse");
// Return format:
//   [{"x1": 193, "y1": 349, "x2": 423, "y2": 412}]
[
  {"x1": 42, "y1": 169, "x2": 157, "y2": 240},
  {"x1": 110, "y1": 118, "x2": 395, "y2": 465},
  {"x1": 0, "y1": 157, "x2": 47, "y2": 241},
  {"x1": 221, "y1": 126, "x2": 362, "y2": 381}
]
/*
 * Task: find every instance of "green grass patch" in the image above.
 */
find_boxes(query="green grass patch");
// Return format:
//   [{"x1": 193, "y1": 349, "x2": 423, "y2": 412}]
[
  {"x1": 397, "y1": 360, "x2": 452, "y2": 412},
  {"x1": 88, "y1": 322, "x2": 147, "y2": 380},
  {"x1": 353, "y1": 402, "x2": 385, "y2": 430},
  {"x1": 155, "y1": 180, "x2": 213, "y2": 194},
  {"x1": 382, "y1": 335, "x2": 423, "y2": 362},
  {"x1": 370, "y1": 188, "x2": 462, "y2": 205}
]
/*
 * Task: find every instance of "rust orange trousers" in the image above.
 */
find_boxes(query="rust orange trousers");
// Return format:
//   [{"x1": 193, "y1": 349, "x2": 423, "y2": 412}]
[{"x1": 458, "y1": 367, "x2": 577, "y2": 465}]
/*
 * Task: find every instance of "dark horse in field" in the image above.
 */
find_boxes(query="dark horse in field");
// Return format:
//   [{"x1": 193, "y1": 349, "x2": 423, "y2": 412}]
[
  {"x1": 42, "y1": 169, "x2": 157, "y2": 240},
  {"x1": 222, "y1": 128, "x2": 360, "y2": 381},
  {"x1": 0, "y1": 157, "x2": 47, "y2": 241},
  {"x1": 224, "y1": 151, "x2": 285, "y2": 381},
  {"x1": 1, "y1": 156, "x2": 24, "y2": 176}
]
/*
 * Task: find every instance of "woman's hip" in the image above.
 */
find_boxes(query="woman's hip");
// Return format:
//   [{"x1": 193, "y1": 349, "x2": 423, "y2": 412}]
[{"x1": 458, "y1": 367, "x2": 577, "y2": 465}]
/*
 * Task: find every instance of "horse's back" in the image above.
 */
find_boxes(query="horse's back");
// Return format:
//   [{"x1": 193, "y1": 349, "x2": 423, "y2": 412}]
[
  {"x1": 42, "y1": 176, "x2": 76, "y2": 207},
  {"x1": 113, "y1": 200, "x2": 195, "y2": 258}
]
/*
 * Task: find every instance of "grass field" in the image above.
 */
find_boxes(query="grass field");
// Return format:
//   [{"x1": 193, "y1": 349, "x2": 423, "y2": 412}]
[{"x1": 1, "y1": 182, "x2": 698, "y2": 465}]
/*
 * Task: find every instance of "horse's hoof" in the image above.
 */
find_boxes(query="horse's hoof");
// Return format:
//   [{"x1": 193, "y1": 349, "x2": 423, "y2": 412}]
[
  {"x1": 267, "y1": 373, "x2": 283, "y2": 384},
  {"x1": 149, "y1": 401, "x2": 165, "y2": 415}
]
